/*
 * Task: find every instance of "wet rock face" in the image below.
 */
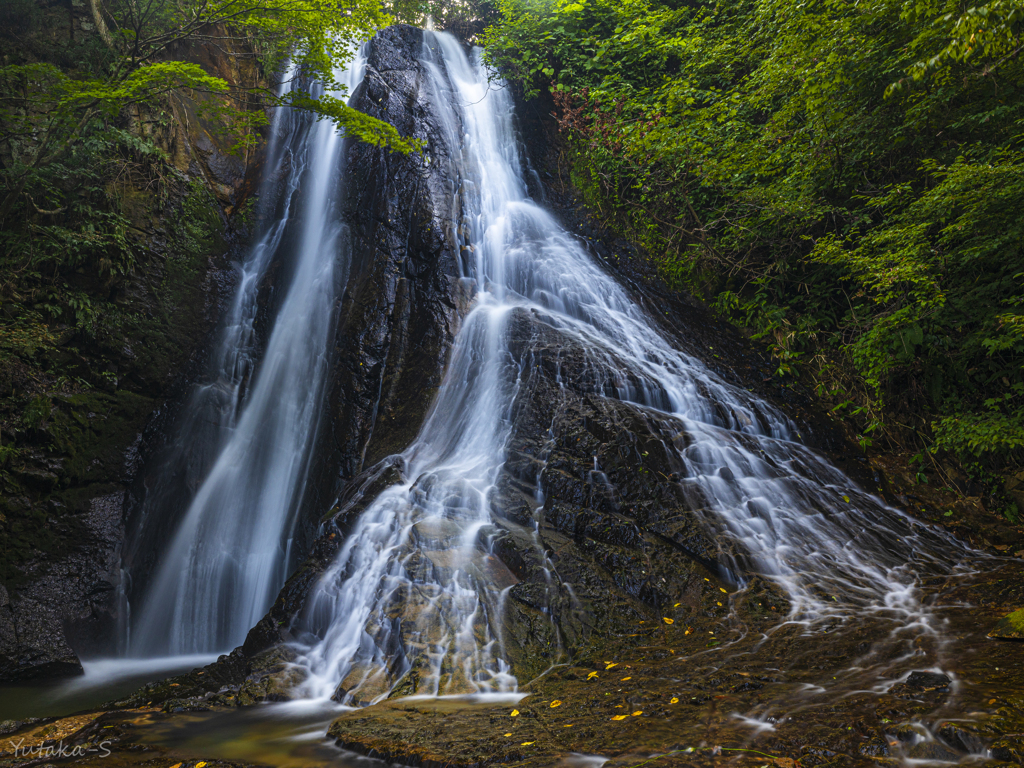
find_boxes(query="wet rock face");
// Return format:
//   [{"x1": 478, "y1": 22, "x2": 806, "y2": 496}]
[
  {"x1": 0, "y1": 29, "x2": 264, "y2": 681},
  {"x1": 490, "y1": 309, "x2": 731, "y2": 679},
  {"x1": 0, "y1": 584, "x2": 81, "y2": 681},
  {"x1": 0, "y1": 493, "x2": 125, "y2": 681},
  {"x1": 322, "y1": 25, "x2": 467, "y2": 482},
  {"x1": 242, "y1": 27, "x2": 734, "y2": 684}
]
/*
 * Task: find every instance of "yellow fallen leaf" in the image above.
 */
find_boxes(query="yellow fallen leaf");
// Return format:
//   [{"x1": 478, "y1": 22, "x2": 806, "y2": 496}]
[
  {"x1": 564, "y1": 724, "x2": 573, "y2": 727},
  {"x1": 169, "y1": 764, "x2": 182, "y2": 768},
  {"x1": 684, "y1": 628, "x2": 693, "y2": 635},
  {"x1": 704, "y1": 578, "x2": 709, "y2": 582},
  {"x1": 632, "y1": 711, "x2": 642, "y2": 716},
  {"x1": 621, "y1": 676, "x2": 632, "y2": 681},
  {"x1": 511, "y1": 709, "x2": 520, "y2": 717},
  {"x1": 550, "y1": 700, "x2": 562, "y2": 708},
  {"x1": 663, "y1": 617, "x2": 674, "y2": 625},
  {"x1": 611, "y1": 715, "x2": 628, "y2": 720},
  {"x1": 588, "y1": 671, "x2": 599, "y2": 680},
  {"x1": 521, "y1": 741, "x2": 535, "y2": 746},
  {"x1": 670, "y1": 697, "x2": 679, "y2": 704},
  {"x1": 196, "y1": 763, "x2": 208, "y2": 768},
  {"x1": 843, "y1": 495, "x2": 850, "y2": 502},
  {"x1": 504, "y1": 733, "x2": 512, "y2": 737},
  {"x1": 605, "y1": 662, "x2": 619, "y2": 670},
  {"x1": 673, "y1": 603, "x2": 681, "y2": 607},
  {"x1": 717, "y1": 602, "x2": 723, "y2": 606},
  {"x1": 719, "y1": 588, "x2": 727, "y2": 594}
]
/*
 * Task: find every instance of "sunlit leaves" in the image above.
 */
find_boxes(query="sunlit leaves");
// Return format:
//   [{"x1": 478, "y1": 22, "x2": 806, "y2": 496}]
[{"x1": 891, "y1": 0, "x2": 1024, "y2": 94}]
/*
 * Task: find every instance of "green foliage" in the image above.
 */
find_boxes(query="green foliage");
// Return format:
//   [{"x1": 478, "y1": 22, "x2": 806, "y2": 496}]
[
  {"x1": 384, "y1": 0, "x2": 499, "y2": 33},
  {"x1": 893, "y1": 0, "x2": 1024, "y2": 93},
  {"x1": 0, "y1": 118, "x2": 141, "y2": 337},
  {"x1": 0, "y1": 0, "x2": 418, "y2": 231},
  {"x1": 483, "y1": 0, "x2": 1024, "y2": 463},
  {"x1": 170, "y1": 179, "x2": 223, "y2": 275}
]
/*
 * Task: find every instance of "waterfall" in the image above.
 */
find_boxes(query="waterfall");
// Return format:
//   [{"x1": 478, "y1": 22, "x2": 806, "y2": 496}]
[
  {"x1": 128, "y1": 50, "x2": 368, "y2": 656},
  {"x1": 294, "y1": 30, "x2": 969, "y2": 702}
]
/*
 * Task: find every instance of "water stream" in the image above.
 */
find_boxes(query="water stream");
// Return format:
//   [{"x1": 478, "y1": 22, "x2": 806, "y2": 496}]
[
  {"x1": 291, "y1": 31, "x2": 973, "y2": 705},
  {"x1": 127, "y1": 51, "x2": 368, "y2": 656}
]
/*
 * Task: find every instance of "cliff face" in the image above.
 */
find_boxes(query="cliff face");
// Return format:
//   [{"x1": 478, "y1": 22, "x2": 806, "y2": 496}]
[
  {"x1": 237, "y1": 25, "x2": 739, "y2": 689},
  {"x1": 325, "y1": 25, "x2": 469, "y2": 479},
  {"x1": 0, "y1": 4, "x2": 266, "y2": 681}
]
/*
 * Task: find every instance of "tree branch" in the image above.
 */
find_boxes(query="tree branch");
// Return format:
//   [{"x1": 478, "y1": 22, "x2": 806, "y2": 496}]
[{"x1": 89, "y1": 0, "x2": 115, "y2": 49}]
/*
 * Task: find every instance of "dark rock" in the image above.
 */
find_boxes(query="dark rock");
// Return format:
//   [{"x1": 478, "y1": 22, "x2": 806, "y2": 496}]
[
  {"x1": 106, "y1": 648, "x2": 253, "y2": 710},
  {"x1": 0, "y1": 491, "x2": 126, "y2": 682},
  {"x1": 888, "y1": 671, "x2": 952, "y2": 700},
  {"x1": 992, "y1": 736, "x2": 1024, "y2": 765},
  {"x1": 937, "y1": 721, "x2": 997, "y2": 754},
  {"x1": 0, "y1": 579, "x2": 81, "y2": 681},
  {"x1": 904, "y1": 671, "x2": 952, "y2": 690},
  {"x1": 322, "y1": 25, "x2": 467, "y2": 479}
]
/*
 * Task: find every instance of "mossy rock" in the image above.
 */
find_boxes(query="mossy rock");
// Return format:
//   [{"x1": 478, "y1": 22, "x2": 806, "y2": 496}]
[{"x1": 989, "y1": 608, "x2": 1024, "y2": 640}]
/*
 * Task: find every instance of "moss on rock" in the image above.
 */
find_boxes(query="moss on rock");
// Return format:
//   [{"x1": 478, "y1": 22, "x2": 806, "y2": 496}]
[{"x1": 990, "y1": 608, "x2": 1024, "y2": 640}]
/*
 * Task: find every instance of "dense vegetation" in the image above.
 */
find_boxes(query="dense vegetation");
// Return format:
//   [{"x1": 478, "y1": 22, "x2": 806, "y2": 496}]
[{"x1": 481, "y1": 0, "x2": 1024, "y2": 499}]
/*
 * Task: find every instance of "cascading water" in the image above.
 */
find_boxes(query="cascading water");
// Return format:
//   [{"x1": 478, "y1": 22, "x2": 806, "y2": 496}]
[
  {"x1": 128, "y1": 51, "x2": 368, "y2": 656},
  {"x1": 294, "y1": 30, "x2": 971, "y2": 704}
]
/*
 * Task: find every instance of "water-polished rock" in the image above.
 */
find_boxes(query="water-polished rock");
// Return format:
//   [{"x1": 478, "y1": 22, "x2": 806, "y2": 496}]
[
  {"x1": 243, "y1": 25, "x2": 732, "y2": 691},
  {"x1": 320, "y1": 24, "x2": 469, "y2": 482}
]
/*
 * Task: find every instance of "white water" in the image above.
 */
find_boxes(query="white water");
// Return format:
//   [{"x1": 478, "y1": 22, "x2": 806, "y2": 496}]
[
  {"x1": 129, "y1": 51, "x2": 368, "y2": 656},
  {"x1": 294, "y1": 31, "x2": 970, "y2": 702}
]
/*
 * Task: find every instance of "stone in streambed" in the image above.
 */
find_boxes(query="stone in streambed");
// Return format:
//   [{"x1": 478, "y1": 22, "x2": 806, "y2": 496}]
[
  {"x1": 989, "y1": 608, "x2": 1024, "y2": 639},
  {"x1": 991, "y1": 735, "x2": 1024, "y2": 764},
  {"x1": 235, "y1": 645, "x2": 306, "y2": 705},
  {"x1": 937, "y1": 721, "x2": 998, "y2": 754},
  {"x1": 884, "y1": 671, "x2": 951, "y2": 700},
  {"x1": 328, "y1": 697, "x2": 541, "y2": 768},
  {"x1": 903, "y1": 671, "x2": 952, "y2": 689},
  {"x1": 335, "y1": 663, "x2": 392, "y2": 706}
]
